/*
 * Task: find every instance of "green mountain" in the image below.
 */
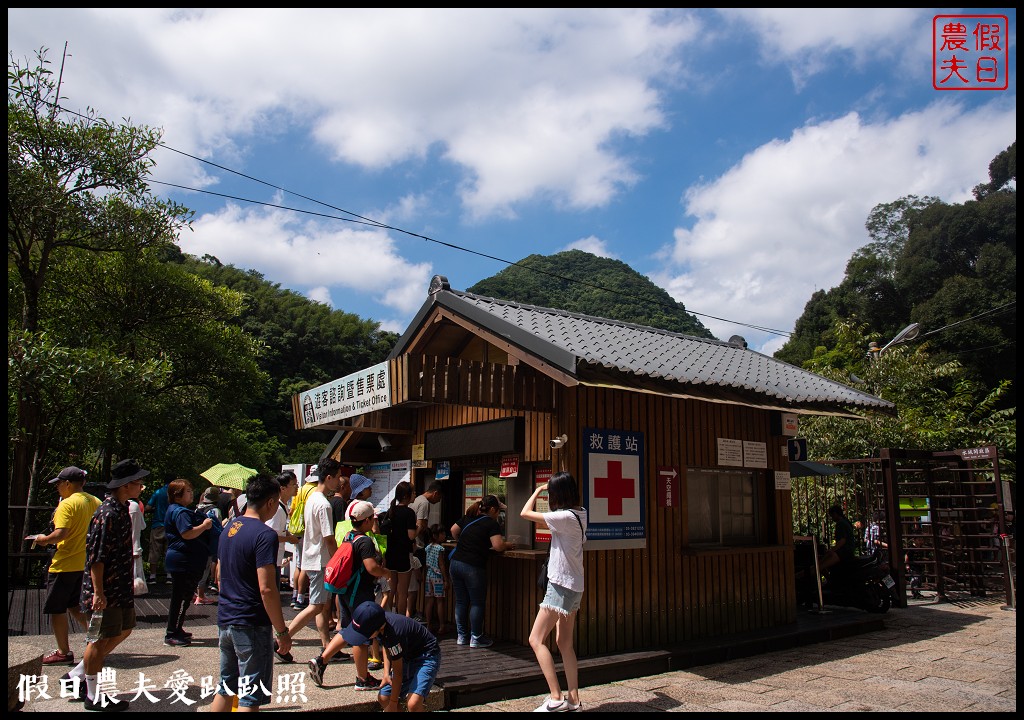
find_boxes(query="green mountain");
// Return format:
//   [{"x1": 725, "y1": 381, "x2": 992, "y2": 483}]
[{"x1": 467, "y1": 250, "x2": 714, "y2": 338}]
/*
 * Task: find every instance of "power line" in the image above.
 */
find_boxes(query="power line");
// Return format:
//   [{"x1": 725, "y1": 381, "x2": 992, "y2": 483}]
[
  {"x1": 9, "y1": 83, "x2": 802, "y2": 338},
  {"x1": 150, "y1": 170, "x2": 795, "y2": 338},
  {"x1": 918, "y1": 301, "x2": 1016, "y2": 338}
]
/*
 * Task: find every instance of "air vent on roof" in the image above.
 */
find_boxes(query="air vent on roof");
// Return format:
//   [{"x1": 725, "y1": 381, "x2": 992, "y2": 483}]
[{"x1": 728, "y1": 335, "x2": 748, "y2": 349}]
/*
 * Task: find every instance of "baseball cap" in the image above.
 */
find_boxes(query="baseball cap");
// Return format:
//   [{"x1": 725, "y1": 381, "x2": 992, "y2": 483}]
[
  {"x1": 342, "y1": 601, "x2": 386, "y2": 647},
  {"x1": 49, "y1": 466, "x2": 87, "y2": 485},
  {"x1": 347, "y1": 499, "x2": 375, "y2": 522}
]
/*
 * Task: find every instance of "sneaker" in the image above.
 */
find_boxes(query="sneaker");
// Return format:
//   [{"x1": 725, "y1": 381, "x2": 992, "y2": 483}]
[
  {"x1": 456, "y1": 634, "x2": 469, "y2": 646},
  {"x1": 60, "y1": 672, "x2": 86, "y2": 702},
  {"x1": 533, "y1": 697, "x2": 581, "y2": 712},
  {"x1": 367, "y1": 657, "x2": 384, "y2": 671},
  {"x1": 173, "y1": 629, "x2": 194, "y2": 640},
  {"x1": 354, "y1": 674, "x2": 380, "y2": 691},
  {"x1": 274, "y1": 641, "x2": 293, "y2": 663},
  {"x1": 42, "y1": 649, "x2": 74, "y2": 665},
  {"x1": 534, "y1": 697, "x2": 569, "y2": 712},
  {"x1": 470, "y1": 634, "x2": 493, "y2": 648},
  {"x1": 193, "y1": 595, "x2": 217, "y2": 605},
  {"x1": 307, "y1": 656, "x2": 326, "y2": 687},
  {"x1": 83, "y1": 695, "x2": 130, "y2": 712},
  {"x1": 164, "y1": 635, "x2": 191, "y2": 647}
]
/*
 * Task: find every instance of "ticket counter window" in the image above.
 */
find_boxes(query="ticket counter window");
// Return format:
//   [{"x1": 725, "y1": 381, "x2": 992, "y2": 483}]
[{"x1": 461, "y1": 468, "x2": 534, "y2": 545}]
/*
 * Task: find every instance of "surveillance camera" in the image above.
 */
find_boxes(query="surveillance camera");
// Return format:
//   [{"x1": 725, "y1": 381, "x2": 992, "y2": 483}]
[
  {"x1": 549, "y1": 434, "x2": 568, "y2": 449},
  {"x1": 377, "y1": 434, "x2": 392, "y2": 451}
]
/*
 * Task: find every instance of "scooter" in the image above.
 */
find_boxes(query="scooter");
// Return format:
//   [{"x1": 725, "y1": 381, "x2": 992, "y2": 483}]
[{"x1": 796, "y1": 544, "x2": 897, "y2": 613}]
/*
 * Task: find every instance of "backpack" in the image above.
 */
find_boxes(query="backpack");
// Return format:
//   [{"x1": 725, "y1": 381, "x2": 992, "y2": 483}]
[
  {"x1": 324, "y1": 531, "x2": 363, "y2": 599},
  {"x1": 377, "y1": 509, "x2": 394, "y2": 536},
  {"x1": 288, "y1": 482, "x2": 315, "y2": 536},
  {"x1": 206, "y1": 508, "x2": 224, "y2": 558}
]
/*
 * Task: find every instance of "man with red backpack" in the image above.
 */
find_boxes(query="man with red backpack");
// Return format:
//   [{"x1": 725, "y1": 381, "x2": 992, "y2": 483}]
[{"x1": 308, "y1": 500, "x2": 388, "y2": 692}]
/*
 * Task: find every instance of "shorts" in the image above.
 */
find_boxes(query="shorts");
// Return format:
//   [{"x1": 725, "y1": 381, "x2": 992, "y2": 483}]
[
  {"x1": 217, "y1": 625, "x2": 274, "y2": 708},
  {"x1": 540, "y1": 581, "x2": 583, "y2": 616},
  {"x1": 379, "y1": 651, "x2": 441, "y2": 701},
  {"x1": 386, "y1": 550, "x2": 411, "y2": 572},
  {"x1": 424, "y1": 576, "x2": 445, "y2": 598},
  {"x1": 86, "y1": 606, "x2": 137, "y2": 641},
  {"x1": 337, "y1": 590, "x2": 376, "y2": 639},
  {"x1": 307, "y1": 570, "x2": 328, "y2": 605},
  {"x1": 43, "y1": 571, "x2": 85, "y2": 614}
]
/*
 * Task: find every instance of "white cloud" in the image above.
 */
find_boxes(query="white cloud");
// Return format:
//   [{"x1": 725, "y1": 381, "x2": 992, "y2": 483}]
[
  {"x1": 181, "y1": 203, "x2": 434, "y2": 316},
  {"x1": 718, "y1": 8, "x2": 931, "y2": 87},
  {"x1": 653, "y1": 99, "x2": 1017, "y2": 352},
  {"x1": 8, "y1": 8, "x2": 700, "y2": 219},
  {"x1": 306, "y1": 286, "x2": 333, "y2": 307},
  {"x1": 562, "y1": 236, "x2": 616, "y2": 258}
]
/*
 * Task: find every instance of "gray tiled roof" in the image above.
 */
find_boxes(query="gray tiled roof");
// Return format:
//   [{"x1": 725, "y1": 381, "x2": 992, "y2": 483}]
[{"x1": 395, "y1": 282, "x2": 895, "y2": 417}]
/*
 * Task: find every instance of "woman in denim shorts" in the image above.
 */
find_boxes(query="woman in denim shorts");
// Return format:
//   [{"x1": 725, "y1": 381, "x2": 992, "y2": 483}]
[{"x1": 520, "y1": 472, "x2": 588, "y2": 712}]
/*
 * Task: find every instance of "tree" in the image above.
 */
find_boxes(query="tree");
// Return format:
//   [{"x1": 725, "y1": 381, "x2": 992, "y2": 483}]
[
  {"x1": 798, "y1": 319, "x2": 1015, "y2": 468},
  {"x1": 8, "y1": 47, "x2": 192, "y2": 536},
  {"x1": 775, "y1": 143, "x2": 1016, "y2": 406},
  {"x1": 468, "y1": 250, "x2": 713, "y2": 337}
]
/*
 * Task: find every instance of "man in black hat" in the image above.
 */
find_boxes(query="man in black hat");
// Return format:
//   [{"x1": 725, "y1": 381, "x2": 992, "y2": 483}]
[
  {"x1": 26, "y1": 466, "x2": 101, "y2": 666},
  {"x1": 69, "y1": 458, "x2": 150, "y2": 711}
]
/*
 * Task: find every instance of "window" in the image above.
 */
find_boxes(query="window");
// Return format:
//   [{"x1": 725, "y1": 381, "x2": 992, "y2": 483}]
[{"x1": 687, "y1": 469, "x2": 757, "y2": 545}]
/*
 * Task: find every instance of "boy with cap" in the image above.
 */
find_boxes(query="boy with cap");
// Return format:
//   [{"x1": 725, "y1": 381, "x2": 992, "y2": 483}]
[
  {"x1": 343, "y1": 600, "x2": 441, "y2": 712},
  {"x1": 308, "y1": 500, "x2": 388, "y2": 691},
  {"x1": 26, "y1": 466, "x2": 101, "y2": 665}
]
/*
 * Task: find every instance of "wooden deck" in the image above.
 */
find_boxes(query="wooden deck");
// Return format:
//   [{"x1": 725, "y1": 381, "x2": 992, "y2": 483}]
[{"x1": 9, "y1": 584, "x2": 890, "y2": 709}]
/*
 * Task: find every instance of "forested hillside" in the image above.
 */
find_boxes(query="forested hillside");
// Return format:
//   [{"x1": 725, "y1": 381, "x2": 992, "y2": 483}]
[
  {"x1": 468, "y1": 250, "x2": 713, "y2": 338},
  {"x1": 775, "y1": 142, "x2": 1016, "y2": 402},
  {"x1": 168, "y1": 248, "x2": 399, "y2": 462}
]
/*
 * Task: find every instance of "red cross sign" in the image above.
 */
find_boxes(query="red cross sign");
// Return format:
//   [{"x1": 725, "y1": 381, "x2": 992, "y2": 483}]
[{"x1": 594, "y1": 460, "x2": 636, "y2": 516}]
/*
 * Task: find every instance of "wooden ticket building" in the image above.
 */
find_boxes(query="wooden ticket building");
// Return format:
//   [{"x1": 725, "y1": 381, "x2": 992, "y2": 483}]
[{"x1": 294, "y1": 275, "x2": 895, "y2": 654}]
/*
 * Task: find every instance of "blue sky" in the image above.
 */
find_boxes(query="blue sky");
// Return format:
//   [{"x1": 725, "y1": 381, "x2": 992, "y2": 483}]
[{"x1": 8, "y1": 9, "x2": 1016, "y2": 354}]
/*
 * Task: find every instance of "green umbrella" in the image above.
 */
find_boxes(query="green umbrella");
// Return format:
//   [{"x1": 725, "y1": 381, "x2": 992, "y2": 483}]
[{"x1": 200, "y1": 462, "x2": 258, "y2": 491}]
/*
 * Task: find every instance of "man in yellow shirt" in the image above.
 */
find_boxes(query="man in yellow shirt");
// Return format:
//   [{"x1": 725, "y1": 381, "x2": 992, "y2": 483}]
[{"x1": 26, "y1": 466, "x2": 101, "y2": 665}]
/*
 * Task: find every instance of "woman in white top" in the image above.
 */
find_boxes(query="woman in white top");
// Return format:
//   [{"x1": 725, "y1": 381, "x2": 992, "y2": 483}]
[{"x1": 520, "y1": 472, "x2": 587, "y2": 713}]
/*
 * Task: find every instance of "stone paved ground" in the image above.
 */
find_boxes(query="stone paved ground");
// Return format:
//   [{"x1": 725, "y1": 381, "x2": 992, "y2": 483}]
[
  {"x1": 11, "y1": 595, "x2": 1014, "y2": 712},
  {"x1": 451, "y1": 597, "x2": 1016, "y2": 713}
]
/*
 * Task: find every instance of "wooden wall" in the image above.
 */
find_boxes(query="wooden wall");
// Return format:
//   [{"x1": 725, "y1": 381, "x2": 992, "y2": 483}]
[
  {"x1": 404, "y1": 374, "x2": 797, "y2": 654},
  {"x1": 555, "y1": 385, "x2": 795, "y2": 654}
]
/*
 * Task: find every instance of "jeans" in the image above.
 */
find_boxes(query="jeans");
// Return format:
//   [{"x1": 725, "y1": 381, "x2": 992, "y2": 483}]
[
  {"x1": 379, "y1": 651, "x2": 441, "y2": 699},
  {"x1": 166, "y1": 569, "x2": 201, "y2": 637},
  {"x1": 217, "y1": 625, "x2": 274, "y2": 707},
  {"x1": 449, "y1": 559, "x2": 488, "y2": 639}
]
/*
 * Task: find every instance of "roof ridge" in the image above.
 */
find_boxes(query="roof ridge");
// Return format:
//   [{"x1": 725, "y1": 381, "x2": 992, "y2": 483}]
[{"x1": 453, "y1": 287, "x2": 740, "y2": 349}]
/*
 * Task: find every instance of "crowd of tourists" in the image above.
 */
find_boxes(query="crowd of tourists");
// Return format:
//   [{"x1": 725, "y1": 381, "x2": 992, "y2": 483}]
[{"x1": 29, "y1": 459, "x2": 588, "y2": 712}]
